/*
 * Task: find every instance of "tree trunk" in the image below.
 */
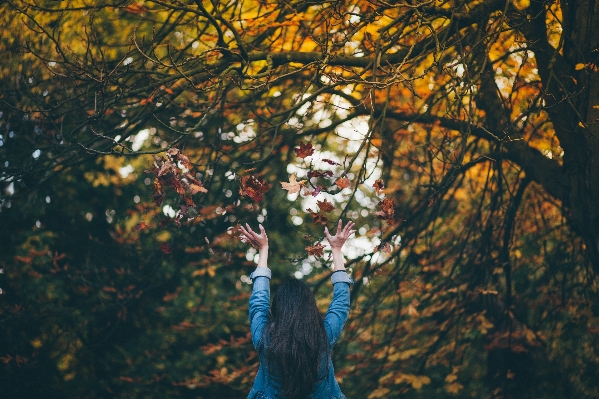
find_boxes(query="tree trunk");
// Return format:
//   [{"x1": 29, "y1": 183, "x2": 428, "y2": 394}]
[{"x1": 513, "y1": 0, "x2": 599, "y2": 269}]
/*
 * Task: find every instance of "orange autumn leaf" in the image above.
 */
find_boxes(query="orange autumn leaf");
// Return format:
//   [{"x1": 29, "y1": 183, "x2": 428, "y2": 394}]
[
  {"x1": 370, "y1": 138, "x2": 382, "y2": 148},
  {"x1": 125, "y1": 3, "x2": 148, "y2": 13},
  {"x1": 335, "y1": 176, "x2": 350, "y2": 189},
  {"x1": 189, "y1": 183, "x2": 208, "y2": 194}
]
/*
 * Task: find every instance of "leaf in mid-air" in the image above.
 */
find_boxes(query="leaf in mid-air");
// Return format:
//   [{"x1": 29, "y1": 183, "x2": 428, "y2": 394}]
[
  {"x1": 239, "y1": 175, "x2": 271, "y2": 202},
  {"x1": 308, "y1": 210, "x2": 328, "y2": 225},
  {"x1": 280, "y1": 174, "x2": 305, "y2": 194},
  {"x1": 335, "y1": 176, "x2": 350, "y2": 189},
  {"x1": 322, "y1": 158, "x2": 340, "y2": 166},
  {"x1": 294, "y1": 142, "x2": 315, "y2": 158},
  {"x1": 189, "y1": 183, "x2": 208, "y2": 194},
  {"x1": 305, "y1": 243, "x2": 325, "y2": 257},
  {"x1": 373, "y1": 197, "x2": 395, "y2": 222},
  {"x1": 373, "y1": 179, "x2": 385, "y2": 195},
  {"x1": 317, "y1": 199, "x2": 335, "y2": 213}
]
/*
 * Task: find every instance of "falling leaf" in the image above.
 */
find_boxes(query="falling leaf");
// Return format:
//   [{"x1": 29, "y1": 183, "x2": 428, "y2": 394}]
[
  {"x1": 322, "y1": 159, "x2": 340, "y2": 166},
  {"x1": 312, "y1": 185, "x2": 323, "y2": 197},
  {"x1": 125, "y1": 3, "x2": 148, "y2": 13},
  {"x1": 294, "y1": 142, "x2": 315, "y2": 158},
  {"x1": 593, "y1": 105, "x2": 599, "y2": 109},
  {"x1": 239, "y1": 175, "x2": 271, "y2": 202},
  {"x1": 308, "y1": 210, "x2": 328, "y2": 225},
  {"x1": 373, "y1": 197, "x2": 395, "y2": 222},
  {"x1": 308, "y1": 170, "x2": 333, "y2": 178},
  {"x1": 373, "y1": 179, "x2": 385, "y2": 194},
  {"x1": 305, "y1": 243, "x2": 325, "y2": 257},
  {"x1": 189, "y1": 183, "x2": 208, "y2": 194},
  {"x1": 317, "y1": 199, "x2": 335, "y2": 213},
  {"x1": 574, "y1": 63, "x2": 585, "y2": 70},
  {"x1": 280, "y1": 174, "x2": 305, "y2": 194},
  {"x1": 176, "y1": 153, "x2": 192, "y2": 169},
  {"x1": 335, "y1": 176, "x2": 350, "y2": 189},
  {"x1": 370, "y1": 138, "x2": 382, "y2": 148},
  {"x1": 578, "y1": 121, "x2": 585, "y2": 128}
]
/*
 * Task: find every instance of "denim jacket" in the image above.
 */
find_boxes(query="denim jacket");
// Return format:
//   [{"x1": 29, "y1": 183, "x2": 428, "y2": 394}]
[{"x1": 248, "y1": 268, "x2": 353, "y2": 399}]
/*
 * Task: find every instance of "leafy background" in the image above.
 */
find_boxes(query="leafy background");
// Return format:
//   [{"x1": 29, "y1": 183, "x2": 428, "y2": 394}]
[{"x1": 1, "y1": 0, "x2": 599, "y2": 398}]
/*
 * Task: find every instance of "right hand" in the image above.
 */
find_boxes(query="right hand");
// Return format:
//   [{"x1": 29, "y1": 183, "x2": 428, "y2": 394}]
[{"x1": 239, "y1": 224, "x2": 268, "y2": 250}]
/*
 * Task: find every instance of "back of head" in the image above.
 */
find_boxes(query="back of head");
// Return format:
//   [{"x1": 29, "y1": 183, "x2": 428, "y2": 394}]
[{"x1": 264, "y1": 279, "x2": 329, "y2": 399}]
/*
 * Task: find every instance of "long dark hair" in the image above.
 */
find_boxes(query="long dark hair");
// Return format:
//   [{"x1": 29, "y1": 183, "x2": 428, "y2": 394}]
[{"x1": 262, "y1": 279, "x2": 329, "y2": 399}]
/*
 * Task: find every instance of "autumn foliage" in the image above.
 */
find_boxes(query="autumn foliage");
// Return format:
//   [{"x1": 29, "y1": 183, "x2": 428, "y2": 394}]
[{"x1": 1, "y1": 0, "x2": 599, "y2": 398}]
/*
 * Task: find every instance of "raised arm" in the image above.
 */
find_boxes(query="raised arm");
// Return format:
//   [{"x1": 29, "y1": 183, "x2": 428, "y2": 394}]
[
  {"x1": 240, "y1": 224, "x2": 271, "y2": 349},
  {"x1": 323, "y1": 220, "x2": 356, "y2": 346},
  {"x1": 325, "y1": 220, "x2": 356, "y2": 272}
]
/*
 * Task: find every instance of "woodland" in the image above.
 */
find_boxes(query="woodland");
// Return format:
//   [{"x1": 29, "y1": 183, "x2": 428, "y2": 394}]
[{"x1": 1, "y1": 0, "x2": 598, "y2": 398}]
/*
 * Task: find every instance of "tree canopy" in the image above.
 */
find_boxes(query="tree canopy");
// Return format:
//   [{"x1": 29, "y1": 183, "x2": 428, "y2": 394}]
[{"x1": 1, "y1": 0, "x2": 599, "y2": 398}]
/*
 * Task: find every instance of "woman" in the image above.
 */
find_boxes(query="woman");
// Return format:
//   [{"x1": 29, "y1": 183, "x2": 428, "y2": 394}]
[{"x1": 240, "y1": 220, "x2": 355, "y2": 399}]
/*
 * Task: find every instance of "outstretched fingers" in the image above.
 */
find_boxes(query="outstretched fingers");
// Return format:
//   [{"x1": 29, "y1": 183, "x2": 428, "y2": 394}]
[
  {"x1": 343, "y1": 221, "x2": 355, "y2": 235},
  {"x1": 239, "y1": 223, "x2": 268, "y2": 249}
]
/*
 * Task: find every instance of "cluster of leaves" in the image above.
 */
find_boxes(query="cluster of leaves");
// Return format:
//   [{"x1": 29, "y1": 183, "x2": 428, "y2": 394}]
[
  {"x1": 239, "y1": 174, "x2": 271, "y2": 203},
  {"x1": 148, "y1": 148, "x2": 207, "y2": 221},
  {"x1": 278, "y1": 141, "x2": 396, "y2": 255}
]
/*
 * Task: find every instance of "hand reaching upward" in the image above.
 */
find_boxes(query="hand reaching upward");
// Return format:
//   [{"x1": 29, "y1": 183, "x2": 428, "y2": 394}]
[
  {"x1": 239, "y1": 224, "x2": 269, "y2": 269},
  {"x1": 324, "y1": 220, "x2": 356, "y2": 249},
  {"x1": 239, "y1": 224, "x2": 268, "y2": 250}
]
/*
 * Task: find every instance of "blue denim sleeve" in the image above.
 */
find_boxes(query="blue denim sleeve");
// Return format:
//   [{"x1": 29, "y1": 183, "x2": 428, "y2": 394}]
[
  {"x1": 324, "y1": 271, "x2": 353, "y2": 347},
  {"x1": 248, "y1": 267, "x2": 272, "y2": 349}
]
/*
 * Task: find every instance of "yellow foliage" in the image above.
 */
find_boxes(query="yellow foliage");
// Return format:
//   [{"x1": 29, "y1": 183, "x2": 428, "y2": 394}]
[
  {"x1": 512, "y1": 0, "x2": 530, "y2": 10},
  {"x1": 476, "y1": 314, "x2": 494, "y2": 334},
  {"x1": 394, "y1": 373, "x2": 431, "y2": 389},
  {"x1": 368, "y1": 387, "x2": 390, "y2": 398},
  {"x1": 445, "y1": 381, "x2": 464, "y2": 394},
  {"x1": 388, "y1": 348, "x2": 420, "y2": 362}
]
